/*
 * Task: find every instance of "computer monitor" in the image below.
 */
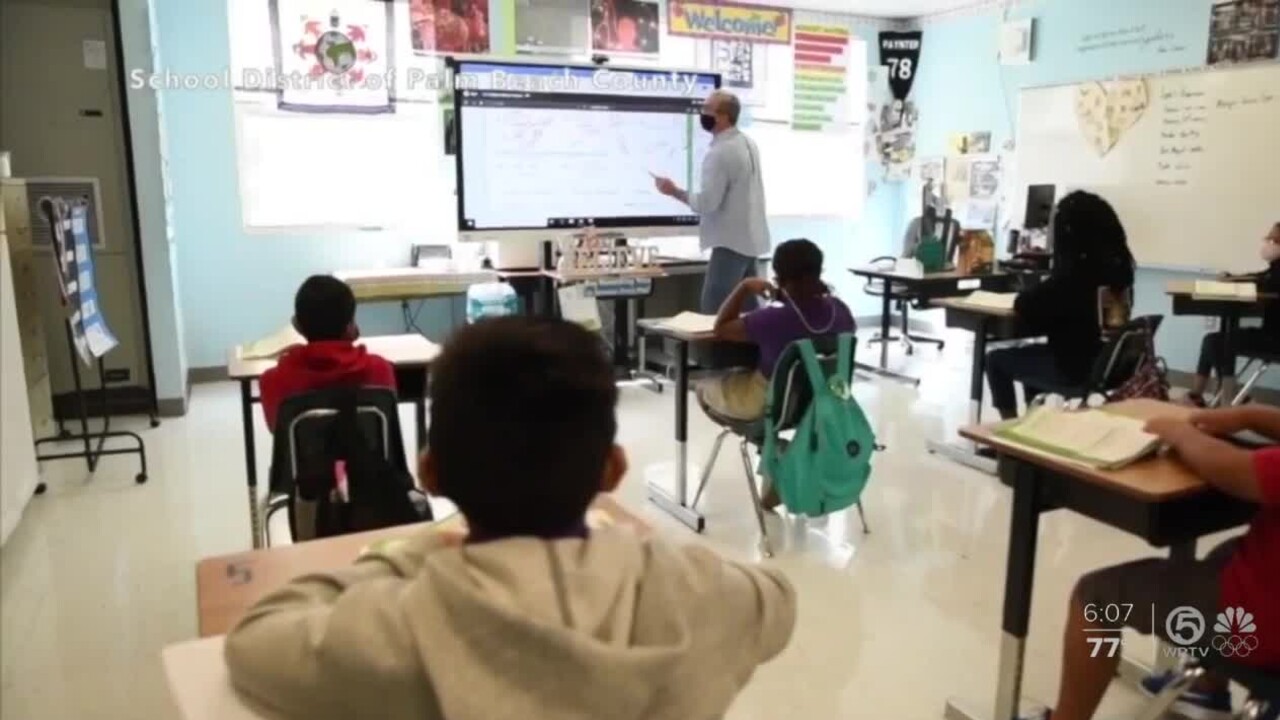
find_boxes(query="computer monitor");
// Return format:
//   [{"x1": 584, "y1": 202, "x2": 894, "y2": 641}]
[{"x1": 1023, "y1": 184, "x2": 1056, "y2": 230}]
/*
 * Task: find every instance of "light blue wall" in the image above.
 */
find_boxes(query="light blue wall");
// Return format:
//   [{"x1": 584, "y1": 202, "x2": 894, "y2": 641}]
[
  {"x1": 151, "y1": 3, "x2": 903, "y2": 368},
  {"x1": 910, "y1": 0, "x2": 1274, "y2": 384}
]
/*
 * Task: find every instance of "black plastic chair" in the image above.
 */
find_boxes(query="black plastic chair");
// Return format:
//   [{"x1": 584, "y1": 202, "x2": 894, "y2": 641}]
[
  {"x1": 1135, "y1": 655, "x2": 1279, "y2": 720},
  {"x1": 692, "y1": 334, "x2": 869, "y2": 557},
  {"x1": 265, "y1": 387, "x2": 425, "y2": 545},
  {"x1": 1029, "y1": 315, "x2": 1165, "y2": 406}
]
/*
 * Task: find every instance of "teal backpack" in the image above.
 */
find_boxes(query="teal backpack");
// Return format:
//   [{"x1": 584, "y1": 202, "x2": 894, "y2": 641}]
[{"x1": 760, "y1": 333, "x2": 876, "y2": 517}]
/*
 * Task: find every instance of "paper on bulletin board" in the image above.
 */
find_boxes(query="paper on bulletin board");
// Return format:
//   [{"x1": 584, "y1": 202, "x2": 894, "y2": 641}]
[
  {"x1": 945, "y1": 156, "x2": 972, "y2": 204},
  {"x1": 82, "y1": 40, "x2": 107, "y2": 70},
  {"x1": 967, "y1": 155, "x2": 1001, "y2": 200}
]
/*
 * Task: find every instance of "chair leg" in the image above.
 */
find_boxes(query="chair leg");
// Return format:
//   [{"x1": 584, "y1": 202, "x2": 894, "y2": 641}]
[
  {"x1": 1231, "y1": 361, "x2": 1270, "y2": 407},
  {"x1": 738, "y1": 440, "x2": 773, "y2": 558},
  {"x1": 1135, "y1": 664, "x2": 1204, "y2": 720},
  {"x1": 691, "y1": 429, "x2": 731, "y2": 510},
  {"x1": 856, "y1": 501, "x2": 870, "y2": 535}
]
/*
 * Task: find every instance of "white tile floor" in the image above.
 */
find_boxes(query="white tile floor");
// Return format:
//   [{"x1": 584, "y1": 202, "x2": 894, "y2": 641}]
[{"x1": 0, "y1": 330, "x2": 1226, "y2": 719}]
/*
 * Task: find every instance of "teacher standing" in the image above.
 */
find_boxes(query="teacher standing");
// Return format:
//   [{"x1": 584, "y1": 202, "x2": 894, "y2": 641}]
[{"x1": 653, "y1": 90, "x2": 771, "y2": 313}]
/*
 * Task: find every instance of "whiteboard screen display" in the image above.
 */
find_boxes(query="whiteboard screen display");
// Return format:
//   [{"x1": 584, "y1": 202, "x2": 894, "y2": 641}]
[{"x1": 453, "y1": 60, "x2": 720, "y2": 239}]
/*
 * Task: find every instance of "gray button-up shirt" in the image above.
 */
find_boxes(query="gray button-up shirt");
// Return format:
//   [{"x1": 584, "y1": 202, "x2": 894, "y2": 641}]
[{"x1": 687, "y1": 127, "x2": 771, "y2": 257}]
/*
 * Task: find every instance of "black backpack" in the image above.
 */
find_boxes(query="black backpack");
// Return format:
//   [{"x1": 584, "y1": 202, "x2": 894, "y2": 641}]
[{"x1": 274, "y1": 387, "x2": 432, "y2": 542}]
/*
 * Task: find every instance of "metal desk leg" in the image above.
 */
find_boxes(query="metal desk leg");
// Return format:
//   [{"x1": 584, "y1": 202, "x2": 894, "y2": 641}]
[
  {"x1": 879, "y1": 290, "x2": 893, "y2": 369},
  {"x1": 1218, "y1": 313, "x2": 1239, "y2": 405},
  {"x1": 240, "y1": 379, "x2": 262, "y2": 549},
  {"x1": 946, "y1": 462, "x2": 1044, "y2": 720},
  {"x1": 646, "y1": 339, "x2": 706, "y2": 531},
  {"x1": 928, "y1": 316, "x2": 997, "y2": 473}
]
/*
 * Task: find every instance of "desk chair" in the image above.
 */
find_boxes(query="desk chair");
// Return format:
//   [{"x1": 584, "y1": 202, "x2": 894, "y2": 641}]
[
  {"x1": 1136, "y1": 656, "x2": 1279, "y2": 720},
  {"x1": 863, "y1": 256, "x2": 947, "y2": 356},
  {"x1": 1225, "y1": 347, "x2": 1279, "y2": 407},
  {"x1": 1029, "y1": 315, "x2": 1164, "y2": 406},
  {"x1": 690, "y1": 336, "x2": 870, "y2": 557},
  {"x1": 264, "y1": 387, "x2": 429, "y2": 546}
]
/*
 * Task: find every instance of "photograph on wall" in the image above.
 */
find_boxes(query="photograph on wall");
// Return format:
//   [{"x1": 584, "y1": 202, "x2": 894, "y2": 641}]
[
  {"x1": 515, "y1": 0, "x2": 589, "y2": 54},
  {"x1": 410, "y1": 0, "x2": 491, "y2": 55},
  {"x1": 591, "y1": 0, "x2": 660, "y2": 54},
  {"x1": 713, "y1": 39, "x2": 754, "y2": 87},
  {"x1": 967, "y1": 156, "x2": 1001, "y2": 200},
  {"x1": 1206, "y1": 0, "x2": 1280, "y2": 65},
  {"x1": 273, "y1": 0, "x2": 395, "y2": 113},
  {"x1": 948, "y1": 130, "x2": 992, "y2": 155}
]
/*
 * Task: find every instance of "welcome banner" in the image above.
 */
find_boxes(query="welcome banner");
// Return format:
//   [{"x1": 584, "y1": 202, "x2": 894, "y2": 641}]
[{"x1": 667, "y1": 1, "x2": 791, "y2": 45}]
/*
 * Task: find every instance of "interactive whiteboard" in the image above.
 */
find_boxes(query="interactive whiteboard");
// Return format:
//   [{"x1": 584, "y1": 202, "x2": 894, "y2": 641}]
[
  {"x1": 452, "y1": 59, "x2": 720, "y2": 242},
  {"x1": 1014, "y1": 62, "x2": 1280, "y2": 272}
]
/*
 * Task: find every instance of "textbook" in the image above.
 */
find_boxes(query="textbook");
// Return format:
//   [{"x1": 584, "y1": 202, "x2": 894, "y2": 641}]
[
  {"x1": 963, "y1": 290, "x2": 1018, "y2": 311},
  {"x1": 657, "y1": 312, "x2": 717, "y2": 335},
  {"x1": 239, "y1": 325, "x2": 305, "y2": 360},
  {"x1": 995, "y1": 407, "x2": 1162, "y2": 470},
  {"x1": 1192, "y1": 280, "x2": 1258, "y2": 302}
]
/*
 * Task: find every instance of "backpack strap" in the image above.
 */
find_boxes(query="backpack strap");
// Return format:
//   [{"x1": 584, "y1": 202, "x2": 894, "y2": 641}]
[
  {"x1": 796, "y1": 338, "x2": 829, "y2": 397},
  {"x1": 836, "y1": 333, "x2": 854, "y2": 387}
]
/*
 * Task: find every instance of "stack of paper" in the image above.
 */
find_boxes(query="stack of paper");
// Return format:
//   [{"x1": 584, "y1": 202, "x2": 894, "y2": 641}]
[
  {"x1": 1192, "y1": 280, "x2": 1258, "y2": 302},
  {"x1": 996, "y1": 407, "x2": 1161, "y2": 470},
  {"x1": 964, "y1": 290, "x2": 1018, "y2": 311},
  {"x1": 657, "y1": 312, "x2": 717, "y2": 334},
  {"x1": 240, "y1": 325, "x2": 304, "y2": 360}
]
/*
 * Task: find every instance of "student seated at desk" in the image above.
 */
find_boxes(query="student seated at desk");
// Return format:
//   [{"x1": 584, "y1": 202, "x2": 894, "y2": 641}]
[
  {"x1": 259, "y1": 275, "x2": 396, "y2": 431},
  {"x1": 225, "y1": 317, "x2": 797, "y2": 720},
  {"x1": 1186, "y1": 222, "x2": 1280, "y2": 406},
  {"x1": 697, "y1": 238, "x2": 856, "y2": 423},
  {"x1": 1033, "y1": 405, "x2": 1280, "y2": 720},
  {"x1": 986, "y1": 191, "x2": 1135, "y2": 420}
]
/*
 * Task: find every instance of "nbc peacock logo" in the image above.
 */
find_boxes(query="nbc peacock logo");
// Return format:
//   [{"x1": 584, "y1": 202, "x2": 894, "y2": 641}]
[{"x1": 1211, "y1": 607, "x2": 1259, "y2": 659}]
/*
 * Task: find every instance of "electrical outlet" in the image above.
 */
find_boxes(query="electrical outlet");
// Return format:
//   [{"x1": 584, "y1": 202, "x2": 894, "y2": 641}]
[{"x1": 104, "y1": 368, "x2": 130, "y2": 384}]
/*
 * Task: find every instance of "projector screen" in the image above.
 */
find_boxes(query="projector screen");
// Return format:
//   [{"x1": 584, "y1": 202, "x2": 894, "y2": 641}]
[{"x1": 451, "y1": 59, "x2": 720, "y2": 242}]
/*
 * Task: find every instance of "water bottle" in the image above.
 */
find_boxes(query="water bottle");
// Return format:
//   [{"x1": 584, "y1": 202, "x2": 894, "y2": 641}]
[{"x1": 465, "y1": 281, "x2": 519, "y2": 324}]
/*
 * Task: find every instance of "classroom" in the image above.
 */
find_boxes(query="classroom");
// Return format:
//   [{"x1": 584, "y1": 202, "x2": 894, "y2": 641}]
[{"x1": 0, "y1": 0, "x2": 1277, "y2": 718}]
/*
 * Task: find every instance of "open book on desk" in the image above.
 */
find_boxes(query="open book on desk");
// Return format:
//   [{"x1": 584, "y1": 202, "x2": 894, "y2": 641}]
[
  {"x1": 1192, "y1": 280, "x2": 1258, "y2": 302},
  {"x1": 962, "y1": 290, "x2": 1019, "y2": 311},
  {"x1": 656, "y1": 312, "x2": 718, "y2": 335},
  {"x1": 995, "y1": 407, "x2": 1162, "y2": 470},
  {"x1": 239, "y1": 325, "x2": 305, "y2": 361}
]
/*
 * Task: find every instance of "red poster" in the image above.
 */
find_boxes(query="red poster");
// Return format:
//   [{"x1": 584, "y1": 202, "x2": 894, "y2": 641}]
[{"x1": 411, "y1": 0, "x2": 491, "y2": 54}]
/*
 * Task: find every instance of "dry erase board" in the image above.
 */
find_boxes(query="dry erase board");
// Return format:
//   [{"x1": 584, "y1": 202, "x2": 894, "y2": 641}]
[{"x1": 1014, "y1": 62, "x2": 1280, "y2": 272}]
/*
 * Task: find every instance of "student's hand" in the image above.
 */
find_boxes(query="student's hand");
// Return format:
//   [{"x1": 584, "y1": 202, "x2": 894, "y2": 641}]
[
  {"x1": 1188, "y1": 407, "x2": 1252, "y2": 437},
  {"x1": 1144, "y1": 417, "x2": 1201, "y2": 446},
  {"x1": 739, "y1": 277, "x2": 775, "y2": 298},
  {"x1": 653, "y1": 175, "x2": 678, "y2": 196}
]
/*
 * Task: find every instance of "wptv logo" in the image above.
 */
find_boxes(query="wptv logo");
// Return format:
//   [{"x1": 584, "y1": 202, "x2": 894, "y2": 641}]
[{"x1": 1165, "y1": 606, "x2": 1260, "y2": 659}]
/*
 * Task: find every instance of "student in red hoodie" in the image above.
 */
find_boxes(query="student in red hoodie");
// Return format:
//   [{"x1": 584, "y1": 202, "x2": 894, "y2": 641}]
[
  {"x1": 259, "y1": 275, "x2": 396, "y2": 431},
  {"x1": 1028, "y1": 404, "x2": 1280, "y2": 720}
]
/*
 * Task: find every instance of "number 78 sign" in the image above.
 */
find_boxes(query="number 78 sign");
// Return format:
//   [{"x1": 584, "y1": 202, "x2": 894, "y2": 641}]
[{"x1": 878, "y1": 31, "x2": 923, "y2": 101}]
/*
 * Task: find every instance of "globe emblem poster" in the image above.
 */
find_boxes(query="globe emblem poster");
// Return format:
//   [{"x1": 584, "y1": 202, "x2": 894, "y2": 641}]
[{"x1": 274, "y1": 0, "x2": 394, "y2": 114}]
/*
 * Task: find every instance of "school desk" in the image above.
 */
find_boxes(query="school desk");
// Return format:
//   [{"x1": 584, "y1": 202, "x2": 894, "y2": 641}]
[
  {"x1": 226, "y1": 333, "x2": 441, "y2": 549},
  {"x1": 1165, "y1": 279, "x2": 1271, "y2": 403},
  {"x1": 194, "y1": 493, "x2": 643, "y2": 638},
  {"x1": 926, "y1": 296, "x2": 1034, "y2": 473},
  {"x1": 945, "y1": 399, "x2": 1257, "y2": 720},
  {"x1": 848, "y1": 265, "x2": 1015, "y2": 381}
]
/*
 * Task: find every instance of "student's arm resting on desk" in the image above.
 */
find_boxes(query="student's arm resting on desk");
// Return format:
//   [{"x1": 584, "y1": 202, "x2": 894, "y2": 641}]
[
  {"x1": 713, "y1": 278, "x2": 772, "y2": 342},
  {"x1": 1145, "y1": 418, "x2": 1268, "y2": 503},
  {"x1": 1190, "y1": 405, "x2": 1280, "y2": 444},
  {"x1": 224, "y1": 531, "x2": 454, "y2": 719}
]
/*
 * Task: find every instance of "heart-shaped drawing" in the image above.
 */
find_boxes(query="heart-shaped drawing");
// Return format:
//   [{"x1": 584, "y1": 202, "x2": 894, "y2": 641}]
[{"x1": 1074, "y1": 79, "x2": 1148, "y2": 157}]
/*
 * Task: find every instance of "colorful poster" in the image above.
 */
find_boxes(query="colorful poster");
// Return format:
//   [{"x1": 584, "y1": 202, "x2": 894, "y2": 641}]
[
  {"x1": 410, "y1": 0, "x2": 491, "y2": 55},
  {"x1": 667, "y1": 1, "x2": 791, "y2": 44},
  {"x1": 1207, "y1": 0, "x2": 1279, "y2": 65},
  {"x1": 274, "y1": 0, "x2": 393, "y2": 114},
  {"x1": 69, "y1": 204, "x2": 118, "y2": 360},
  {"x1": 791, "y1": 24, "x2": 850, "y2": 132},
  {"x1": 591, "y1": 0, "x2": 660, "y2": 54}
]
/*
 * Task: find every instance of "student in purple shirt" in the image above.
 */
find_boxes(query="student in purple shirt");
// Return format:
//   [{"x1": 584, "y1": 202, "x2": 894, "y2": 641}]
[{"x1": 697, "y1": 238, "x2": 857, "y2": 426}]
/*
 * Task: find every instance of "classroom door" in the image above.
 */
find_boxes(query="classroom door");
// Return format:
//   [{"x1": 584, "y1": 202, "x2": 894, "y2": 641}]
[{"x1": 0, "y1": 0, "x2": 152, "y2": 413}]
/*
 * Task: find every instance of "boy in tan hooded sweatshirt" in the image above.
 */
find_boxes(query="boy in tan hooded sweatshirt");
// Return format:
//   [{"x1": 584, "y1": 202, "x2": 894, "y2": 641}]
[{"x1": 224, "y1": 316, "x2": 797, "y2": 720}]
